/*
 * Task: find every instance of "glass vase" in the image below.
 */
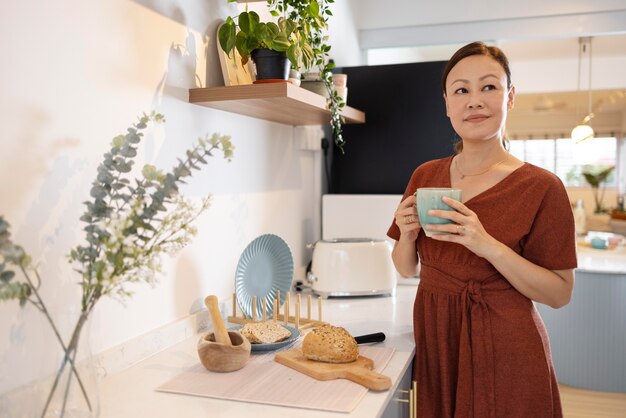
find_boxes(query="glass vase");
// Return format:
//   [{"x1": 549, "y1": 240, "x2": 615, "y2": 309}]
[
  {"x1": 40, "y1": 309, "x2": 100, "y2": 418},
  {"x1": 0, "y1": 306, "x2": 100, "y2": 418}
]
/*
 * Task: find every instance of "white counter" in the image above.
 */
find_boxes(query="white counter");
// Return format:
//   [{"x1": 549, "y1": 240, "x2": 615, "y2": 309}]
[
  {"x1": 94, "y1": 242, "x2": 626, "y2": 416},
  {"x1": 576, "y1": 244, "x2": 626, "y2": 274},
  {"x1": 99, "y1": 284, "x2": 417, "y2": 418}
]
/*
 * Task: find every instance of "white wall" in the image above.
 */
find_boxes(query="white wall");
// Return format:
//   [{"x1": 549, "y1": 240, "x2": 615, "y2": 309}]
[
  {"x1": 0, "y1": 0, "x2": 360, "y2": 392},
  {"x1": 326, "y1": 0, "x2": 362, "y2": 67}
]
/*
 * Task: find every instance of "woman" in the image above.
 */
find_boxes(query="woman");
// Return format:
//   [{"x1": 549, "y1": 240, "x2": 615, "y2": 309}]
[{"x1": 387, "y1": 42, "x2": 577, "y2": 418}]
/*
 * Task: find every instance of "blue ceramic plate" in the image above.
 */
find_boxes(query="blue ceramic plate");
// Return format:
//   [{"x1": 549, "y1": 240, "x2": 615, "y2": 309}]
[
  {"x1": 235, "y1": 234, "x2": 293, "y2": 319},
  {"x1": 230, "y1": 324, "x2": 300, "y2": 352}
]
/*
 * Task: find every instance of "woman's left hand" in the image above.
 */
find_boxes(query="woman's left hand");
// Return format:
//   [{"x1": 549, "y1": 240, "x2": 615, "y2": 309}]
[{"x1": 425, "y1": 196, "x2": 501, "y2": 258}]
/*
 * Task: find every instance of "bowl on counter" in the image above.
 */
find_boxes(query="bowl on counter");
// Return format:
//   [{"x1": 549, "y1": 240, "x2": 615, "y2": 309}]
[{"x1": 582, "y1": 230, "x2": 625, "y2": 250}]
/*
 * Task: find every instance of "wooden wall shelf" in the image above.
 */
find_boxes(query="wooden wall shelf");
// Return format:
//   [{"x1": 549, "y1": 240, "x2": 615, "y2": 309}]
[{"x1": 189, "y1": 83, "x2": 366, "y2": 126}]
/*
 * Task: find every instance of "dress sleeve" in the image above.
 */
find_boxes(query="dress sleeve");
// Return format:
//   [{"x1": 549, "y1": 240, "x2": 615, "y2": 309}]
[{"x1": 521, "y1": 175, "x2": 578, "y2": 270}]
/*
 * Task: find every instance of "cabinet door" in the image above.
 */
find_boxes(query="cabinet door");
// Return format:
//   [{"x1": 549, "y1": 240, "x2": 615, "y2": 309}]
[{"x1": 382, "y1": 358, "x2": 414, "y2": 418}]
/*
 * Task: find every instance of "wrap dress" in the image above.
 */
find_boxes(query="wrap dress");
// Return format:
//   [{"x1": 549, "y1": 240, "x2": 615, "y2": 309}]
[{"x1": 387, "y1": 156, "x2": 577, "y2": 418}]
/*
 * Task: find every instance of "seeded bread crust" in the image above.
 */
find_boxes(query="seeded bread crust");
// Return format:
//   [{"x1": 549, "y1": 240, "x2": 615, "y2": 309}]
[
  {"x1": 240, "y1": 321, "x2": 291, "y2": 344},
  {"x1": 302, "y1": 324, "x2": 358, "y2": 363}
]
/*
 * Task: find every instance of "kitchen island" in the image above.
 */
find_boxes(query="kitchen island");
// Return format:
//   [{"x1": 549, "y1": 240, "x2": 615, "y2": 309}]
[
  {"x1": 535, "y1": 244, "x2": 626, "y2": 393},
  {"x1": 98, "y1": 283, "x2": 417, "y2": 418}
]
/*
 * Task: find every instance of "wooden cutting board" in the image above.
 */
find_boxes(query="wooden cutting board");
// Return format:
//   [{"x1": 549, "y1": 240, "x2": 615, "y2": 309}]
[{"x1": 274, "y1": 349, "x2": 392, "y2": 391}]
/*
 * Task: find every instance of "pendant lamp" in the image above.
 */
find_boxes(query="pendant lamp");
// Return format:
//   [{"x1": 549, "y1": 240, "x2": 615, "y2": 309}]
[{"x1": 571, "y1": 37, "x2": 594, "y2": 143}]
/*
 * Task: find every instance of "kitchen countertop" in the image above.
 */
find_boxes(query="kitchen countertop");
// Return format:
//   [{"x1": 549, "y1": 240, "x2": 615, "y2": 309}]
[
  {"x1": 95, "y1": 240, "x2": 625, "y2": 417},
  {"x1": 99, "y1": 283, "x2": 417, "y2": 418},
  {"x1": 576, "y1": 243, "x2": 626, "y2": 274}
]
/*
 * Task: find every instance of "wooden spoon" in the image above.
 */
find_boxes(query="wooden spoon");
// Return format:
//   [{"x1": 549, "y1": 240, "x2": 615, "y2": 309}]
[{"x1": 205, "y1": 295, "x2": 231, "y2": 346}]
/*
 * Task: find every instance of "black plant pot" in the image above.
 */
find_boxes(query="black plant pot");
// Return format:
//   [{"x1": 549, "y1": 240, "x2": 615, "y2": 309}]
[{"x1": 251, "y1": 48, "x2": 290, "y2": 80}]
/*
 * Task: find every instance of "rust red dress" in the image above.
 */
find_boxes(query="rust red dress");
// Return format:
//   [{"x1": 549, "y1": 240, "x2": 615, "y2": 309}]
[{"x1": 387, "y1": 156, "x2": 577, "y2": 418}]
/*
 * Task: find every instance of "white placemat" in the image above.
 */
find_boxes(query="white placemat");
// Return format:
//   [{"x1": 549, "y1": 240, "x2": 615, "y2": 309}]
[{"x1": 156, "y1": 341, "x2": 395, "y2": 413}]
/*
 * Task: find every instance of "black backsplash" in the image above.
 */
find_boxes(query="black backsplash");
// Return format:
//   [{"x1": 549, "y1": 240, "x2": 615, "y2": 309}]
[{"x1": 329, "y1": 61, "x2": 456, "y2": 194}]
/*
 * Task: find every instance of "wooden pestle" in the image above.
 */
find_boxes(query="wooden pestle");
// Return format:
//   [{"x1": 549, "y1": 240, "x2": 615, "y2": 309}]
[{"x1": 205, "y1": 295, "x2": 231, "y2": 346}]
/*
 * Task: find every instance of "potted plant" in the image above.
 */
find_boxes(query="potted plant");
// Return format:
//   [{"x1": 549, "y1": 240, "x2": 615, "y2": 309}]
[
  {"x1": 218, "y1": 5, "x2": 307, "y2": 80},
  {"x1": 220, "y1": 0, "x2": 347, "y2": 153},
  {"x1": 268, "y1": 0, "x2": 346, "y2": 152},
  {"x1": 583, "y1": 165, "x2": 615, "y2": 214}
]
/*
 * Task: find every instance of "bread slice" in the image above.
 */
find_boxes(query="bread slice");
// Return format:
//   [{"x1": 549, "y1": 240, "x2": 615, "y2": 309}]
[
  {"x1": 302, "y1": 324, "x2": 358, "y2": 363},
  {"x1": 240, "y1": 321, "x2": 292, "y2": 344}
]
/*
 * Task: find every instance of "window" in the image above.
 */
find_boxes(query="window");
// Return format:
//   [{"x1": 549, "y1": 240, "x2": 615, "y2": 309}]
[{"x1": 509, "y1": 137, "x2": 618, "y2": 187}]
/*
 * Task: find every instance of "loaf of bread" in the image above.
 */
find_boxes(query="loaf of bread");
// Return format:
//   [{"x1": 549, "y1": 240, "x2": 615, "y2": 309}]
[
  {"x1": 302, "y1": 324, "x2": 358, "y2": 363},
  {"x1": 240, "y1": 321, "x2": 291, "y2": 344}
]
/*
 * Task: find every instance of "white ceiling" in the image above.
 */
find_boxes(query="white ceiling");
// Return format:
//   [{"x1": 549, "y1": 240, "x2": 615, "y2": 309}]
[
  {"x1": 507, "y1": 89, "x2": 626, "y2": 138},
  {"x1": 352, "y1": 1, "x2": 626, "y2": 136},
  {"x1": 501, "y1": 36, "x2": 626, "y2": 61}
]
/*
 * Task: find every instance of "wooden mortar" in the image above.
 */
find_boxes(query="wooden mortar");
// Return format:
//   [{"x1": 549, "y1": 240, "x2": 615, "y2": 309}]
[{"x1": 197, "y1": 295, "x2": 251, "y2": 372}]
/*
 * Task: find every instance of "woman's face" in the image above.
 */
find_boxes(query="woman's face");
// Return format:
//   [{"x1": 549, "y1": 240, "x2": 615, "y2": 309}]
[{"x1": 444, "y1": 54, "x2": 515, "y2": 144}]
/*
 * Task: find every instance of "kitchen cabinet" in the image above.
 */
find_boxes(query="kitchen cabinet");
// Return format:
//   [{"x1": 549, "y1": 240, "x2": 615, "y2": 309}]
[
  {"x1": 535, "y1": 244, "x2": 626, "y2": 393},
  {"x1": 189, "y1": 83, "x2": 365, "y2": 126},
  {"x1": 382, "y1": 358, "x2": 415, "y2": 418},
  {"x1": 536, "y1": 267, "x2": 626, "y2": 392}
]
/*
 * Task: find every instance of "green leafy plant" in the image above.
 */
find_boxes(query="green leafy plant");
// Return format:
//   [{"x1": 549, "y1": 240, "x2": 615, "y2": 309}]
[
  {"x1": 220, "y1": 0, "x2": 346, "y2": 153},
  {"x1": 268, "y1": 0, "x2": 345, "y2": 152},
  {"x1": 582, "y1": 165, "x2": 615, "y2": 214},
  {"x1": 0, "y1": 112, "x2": 234, "y2": 417},
  {"x1": 218, "y1": 6, "x2": 306, "y2": 68}
]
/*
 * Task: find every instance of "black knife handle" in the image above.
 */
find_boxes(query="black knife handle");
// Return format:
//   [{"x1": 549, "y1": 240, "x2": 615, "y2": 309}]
[{"x1": 355, "y1": 332, "x2": 386, "y2": 344}]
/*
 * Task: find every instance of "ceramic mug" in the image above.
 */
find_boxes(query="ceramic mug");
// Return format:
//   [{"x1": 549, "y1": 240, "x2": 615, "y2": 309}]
[
  {"x1": 415, "y1": 188, "x2": 462, "y2": 237},
  {"x1": 590, "y1": 237, "x2": 608, "y2": 250}
]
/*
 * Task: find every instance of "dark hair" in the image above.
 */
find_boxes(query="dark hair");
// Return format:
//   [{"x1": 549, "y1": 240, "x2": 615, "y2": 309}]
[
  {"x1": 442, "y1": 41, "x2": 513, "y2": 152},
  {"x1": 442, "y1": 41, "x2": 512, "y2": 94}
]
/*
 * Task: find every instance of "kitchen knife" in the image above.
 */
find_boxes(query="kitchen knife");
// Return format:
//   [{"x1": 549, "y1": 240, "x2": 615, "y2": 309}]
[{"x1": 355, "y1": 332, "x2": 386, "y2": 345}]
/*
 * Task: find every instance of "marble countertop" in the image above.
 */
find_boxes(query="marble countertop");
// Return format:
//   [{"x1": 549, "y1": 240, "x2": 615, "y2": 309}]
[{"x1": 99, "y1": 284, "x2": 417, "y2": 418}]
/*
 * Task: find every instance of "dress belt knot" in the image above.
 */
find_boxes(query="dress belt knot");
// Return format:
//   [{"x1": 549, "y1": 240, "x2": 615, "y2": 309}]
[{"x1": 463, "y1": 280, "x2": 485, "y2": 306}]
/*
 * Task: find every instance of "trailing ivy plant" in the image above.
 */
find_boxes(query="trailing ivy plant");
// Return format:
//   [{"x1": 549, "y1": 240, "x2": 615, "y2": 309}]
[
  {"x1": 267, "y1": 0, "x2": 346, "y2": 152},
  {"x1": 0, "y1": 112, "x2": 234, "y2": 417}
]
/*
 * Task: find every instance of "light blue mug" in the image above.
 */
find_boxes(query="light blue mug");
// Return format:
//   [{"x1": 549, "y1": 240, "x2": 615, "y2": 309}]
[
  {"x1": 415, "y1": 188, "x2": 462, "y2": 237},
  {"x1": 590, "y1": 237, "x2": 608, "y2": 250}
]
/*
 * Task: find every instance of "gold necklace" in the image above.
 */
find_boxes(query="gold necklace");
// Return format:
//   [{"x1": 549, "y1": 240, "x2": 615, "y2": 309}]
[{"x1": 455, "y1": 154, "x2": 509, "y2": 179}]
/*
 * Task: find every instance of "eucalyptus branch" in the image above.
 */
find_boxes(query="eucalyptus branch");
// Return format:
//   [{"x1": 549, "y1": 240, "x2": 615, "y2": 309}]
[{"x1": 1, "y1": 114, "x2": 234, "y2": 417}]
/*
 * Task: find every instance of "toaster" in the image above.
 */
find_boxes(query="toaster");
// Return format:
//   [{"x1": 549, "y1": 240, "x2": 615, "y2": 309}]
[{"x1": 307, "y1": 238, "x2": 397, "y2": 297}]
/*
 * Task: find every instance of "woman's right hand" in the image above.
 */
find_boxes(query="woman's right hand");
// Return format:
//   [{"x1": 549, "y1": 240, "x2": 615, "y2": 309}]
[{"x1": 394, "y1": 194, "x2": 421, "y2": 242}]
